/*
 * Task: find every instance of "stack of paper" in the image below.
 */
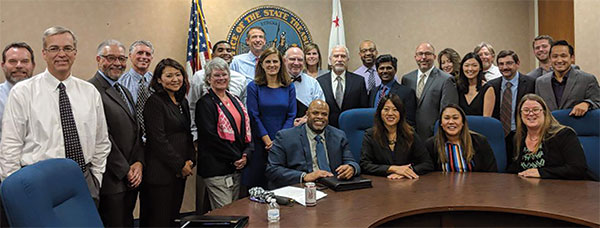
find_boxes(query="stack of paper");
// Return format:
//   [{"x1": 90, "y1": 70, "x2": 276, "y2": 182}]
[{"x1": 271, "y1": 186, "x2": 327, "y2": 206}]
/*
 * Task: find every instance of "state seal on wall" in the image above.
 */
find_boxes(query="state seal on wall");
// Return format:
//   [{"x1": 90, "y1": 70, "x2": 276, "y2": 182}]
[{"x1": 226, "y1": 5, "x2": 313, "y2": 55}]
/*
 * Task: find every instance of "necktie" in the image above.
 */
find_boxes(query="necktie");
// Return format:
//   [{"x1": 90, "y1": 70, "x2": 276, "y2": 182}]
[
  {"x1": 500, "y1": 82, "x2": 513, "y2": 136},
  {"x1": 114, "y1": 83, "x2": 132, "y2": 115},
  {"x1": 314, "y1": 135, "x2": 331, "y2": 172},
  {"x1": 376, "y1": 86, "x2": 387, "y2": 107},
  {"x1": 416, "y1": 74, "x2": 426, "y2": 100},
  {"x1": 58, "y1": 83, "x2": 86, "y2": 172},
  {"x1": 292, "y1": 75, "x2": 302, "y2": 82},
  {"x1": 335, "y1": 76, "x2": 343, "y2": 108},
  {"x1": 367, "y1": 68, "x2": 375, "y2": 94},
  {"x1": 136, "y1": 78, "x2": 150, "y2": 135}
]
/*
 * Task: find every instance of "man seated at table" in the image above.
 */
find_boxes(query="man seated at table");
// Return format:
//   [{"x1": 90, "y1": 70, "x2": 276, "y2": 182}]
[{"x1": 266, "y1": 99, "x2": 360, "y2": 189}]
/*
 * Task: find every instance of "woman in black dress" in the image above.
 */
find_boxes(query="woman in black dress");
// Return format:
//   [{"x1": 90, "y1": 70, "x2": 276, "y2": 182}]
[{"x1": 456, "y1": 52, "x2": 495, "y2": 116}]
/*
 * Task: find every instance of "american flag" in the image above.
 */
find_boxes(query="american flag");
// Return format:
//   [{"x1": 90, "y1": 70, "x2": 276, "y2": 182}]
[{"x1": 186, "y1": 0, "x2": 211, "y2": 75}]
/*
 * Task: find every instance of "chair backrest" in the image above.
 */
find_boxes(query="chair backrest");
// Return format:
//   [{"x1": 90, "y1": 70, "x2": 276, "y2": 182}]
[
  {"x1": 435, "y1": 116, "x2": 507, "y2": 172},
  {"x1": 0, "y1": 158, "x2": 103, "y2": 227},
  {"x1": 338, "y1": 108, "x2": 376, "y2": 161},
  {"x1": 552, "y1": 109, "x2": 600, "y2": 177}
]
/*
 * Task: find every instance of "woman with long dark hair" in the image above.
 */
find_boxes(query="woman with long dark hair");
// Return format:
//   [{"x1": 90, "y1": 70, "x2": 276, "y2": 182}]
[{"x1": 456, "y1": 52, "x2": 495, "y2": 116}]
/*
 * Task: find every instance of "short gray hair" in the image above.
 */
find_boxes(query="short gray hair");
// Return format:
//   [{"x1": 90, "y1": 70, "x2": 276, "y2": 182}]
[
  {"x1": 96, "y1": 39, "x2": 126, "y2": 56},
  {"x1": 129, "y1": 40, "x2": 154, "y2": 54},
  {"x1": 328, "y1": 45, "x2": 350, "y2": 59},
  {"x1": 474, "y1": 42, "x2": 496, "y2": 57},
  {"x1": 42, "y1": 26, "x2": 77, "y2": 49},
  {"x1": 204, "y1": 57, "x2": 230, "y2": 87}
]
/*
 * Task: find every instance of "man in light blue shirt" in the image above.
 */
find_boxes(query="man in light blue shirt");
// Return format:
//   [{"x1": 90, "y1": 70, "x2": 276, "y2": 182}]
[
  {"x1": 230, "y1": 26, "x2": 266, "y2": 84},
  {"x1": 353, "y1": 40, "x2": 380, "y2": 95},
  {"x1": 0, "y1": 42, "x2": 35, "y2": 140},
  {"x1": 284, "y1": 46, "x2": 324, "y2": 124}
]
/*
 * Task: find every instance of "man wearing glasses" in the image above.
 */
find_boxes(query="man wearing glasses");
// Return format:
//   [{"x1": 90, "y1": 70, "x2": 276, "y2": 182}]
[
  {"x1": 353, "y1": 40, "x2": 379, "y2": 95},
  {"x1": 0, "y1": 26, "x2": 110, "y2": 204},
  {"x1": 400, "y1": 42, "x2": 458, "y2": 140},
  {"x1": 89, "y1": 40, "x2": 144, "y2": 227}
]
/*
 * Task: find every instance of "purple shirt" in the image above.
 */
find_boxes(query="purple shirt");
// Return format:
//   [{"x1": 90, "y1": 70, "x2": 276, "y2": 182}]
[{"x1": 353, "y1": 65, "x2": 380, "y2": 94}]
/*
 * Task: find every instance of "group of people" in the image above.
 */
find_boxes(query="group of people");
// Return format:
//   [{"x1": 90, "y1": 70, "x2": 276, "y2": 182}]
[{"x1": 0, "y1": 24, "x2": 598, "y2": 227}]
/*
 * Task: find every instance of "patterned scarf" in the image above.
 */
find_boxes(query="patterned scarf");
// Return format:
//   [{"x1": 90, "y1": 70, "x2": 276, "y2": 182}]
[{"x1": 214, "y1": 91, "x2": 251, "y2": 143}]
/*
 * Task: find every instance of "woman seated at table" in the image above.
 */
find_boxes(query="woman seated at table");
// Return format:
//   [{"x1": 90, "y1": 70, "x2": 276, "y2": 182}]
[
  {"x1": 425, "y1": 104, "x2": 497, "y2": 172},
  {"x1": 456, "y1": 52, "x2": 495, "y2": 116},
  {"x1": 195, "y1": 58, "x2": 252, "y2": 209},
  {"x1": 507, "y1": 94, "x2": 597, "y2": 180},
  {"x1": 360, "y1": 94, "x2": 433, "y2": 179}
]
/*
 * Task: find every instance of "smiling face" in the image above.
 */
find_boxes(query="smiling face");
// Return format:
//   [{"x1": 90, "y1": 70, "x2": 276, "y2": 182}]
[
  {"x1": 377, "y1": 61, "x2": 396, "y2": 84},
  {"x1": 246, "y1": 28, "x2": 266, "y2": 55},
  {"x1": 42, "y1": 33, "x2": 77, "y2": 78},
  {"x1": 441, "y1": 107, "x2": 464, "y2": 138},
  {"x1": 212, "y1": 42, "x2": 233, "y2": 64},
  {"x1": 381, "y1": 100, "x2": 400, "y2": 127},
  {"x1": 208, "y1": 68, "x2": 230, "y2": 92},
  {"x1": 1, "y1": 47, "x2": 34, "y2": 84},
  {"x1": 440, "y1": 54, "x2": 454, "y2": 74},
  {"x1": 462, "y1": 58, "x2": 480, "y2": 80},
  {"x1": 129, "y1": 44, "x2": 153, "y2": 73},
  {"x1": 477, "y1": 46, "x2": 493, "y2": 70},
  {"x1": 550, "y1": 45, "x2": 574, "y2": 75},
  {"x1": 158, "y1": 66, "x2": 183, "y2": 93},
  {"x1": 284, "y1": 47, "x2": 304, "y2": 77},
  {"x1": 261, "y1": 53, "x2": 281, "y2": 77},
  {"x1": 305, "y1": 48, "x2": 319, "y2": 67},
  {"x1": 533, "y1": 39, "x2": 551, "y2": 62},
  {"x1": 359, "y1": 41, "x2": 378, "y2": 68},
  {"x1": 97, "y1": 45, "x2": 127, "y2": 80},
  {"x1": 414, "y1": 43, "x2": 436, "y2": 72},
  {"x1": 520, "y1": 100, "x2": 545, "y2": 131},
  {"x1": 497, "y1": 55, "x2": 519, "y2": 80},
  {"x1": 306, "y1": 100, "x2": 329, "y2": 134},
  {"x1": 330, "y1": 46, "x2": 349, "y2": 73}
]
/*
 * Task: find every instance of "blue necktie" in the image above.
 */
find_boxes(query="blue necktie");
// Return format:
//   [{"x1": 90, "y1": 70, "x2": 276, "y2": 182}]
[{"x1": 314, "y1": 135, "x2": 331, "y2": 172}]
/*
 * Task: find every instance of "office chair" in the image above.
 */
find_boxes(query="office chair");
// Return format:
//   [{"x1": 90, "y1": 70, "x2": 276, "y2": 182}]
[
  {"x1": 0, "y1": 158, "x2": 103, "y2": 227},
  {"x1": 338, "y1": 108, "x2": 376, "y2": 161},
  {"x1": 552, "y1": 109, "x2": 600, "y2": 177}
]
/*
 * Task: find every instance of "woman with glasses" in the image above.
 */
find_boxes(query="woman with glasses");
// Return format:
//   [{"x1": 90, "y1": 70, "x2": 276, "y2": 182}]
[
  {"x1": 360, "y1": 94, "x2": 432, "y2": 179},
  {"x1": 456, "y1": 52, "x2": 495, "y2": 116},
  {"x1": 507, "y1": 94, "x2": 597, "y2": 180},
  {"x1": 425, "y1": 104, "x2": 497, "y2": 172}
]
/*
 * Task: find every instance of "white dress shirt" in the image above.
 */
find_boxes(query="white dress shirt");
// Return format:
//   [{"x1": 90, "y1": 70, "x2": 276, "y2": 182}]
[
  {"x1": 0, "y1": 69, "x2": 111, "y2": 183},
  {"x1": 0, "y1": 81, "x2": 15, "y2": 141},
  {"x1": 331, "y1": 71, "x2": 346, "y2": 100},
  {"x1": 484, "y1": 65, "x2": 502, "y2": 81},
  {"x1": 417, "y1": 67, "x2": 434, "y2": 88}
]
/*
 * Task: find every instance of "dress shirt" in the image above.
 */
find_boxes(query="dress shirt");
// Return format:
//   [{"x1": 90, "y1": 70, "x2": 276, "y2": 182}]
[
  {"x1": 305, "y1": 125, "x2": 329, "y2": 172},
  {"x1": 188, "y1": 68, "x2": 247, "y2": 141},
  {"x1": 230, "y1": 51, "x2": 259, "y2": 83},
  {"x1": 417, "y1": 67, "x2": 434, "y2": 88},
  {"x1": 98, "y1": 71, "x2": 134, "y2": 114},
  {"x1": 118, "y1": 68, "x2": 152, "y2": 104},
  {"x1": 353, "y1": 65, "x2": 380, "y2": 93},
  {"x1": 372, "y1": 81, "x2": 394, "y2": 107},
  {"x1": 292, "y1": 72, "x2": 325, "y2": 108},
  {"x1": 0, "y1": 69, "x2": 111, "y2": 183},
  {"x1": 484, "y1": 65, "x2": 502, "y2": 81},
  {"x1": 331, "y1": 71, "x2": 346, "y2": 100},
  {"x1": 0, "y1": 81, "x2": 15, "y2": 140},
  {"x1": 551, "y1": 70, "x2": 570, "y2": 106},
  {"x1": 501, "y1": 73, "x2": 520, "y2": 131}
]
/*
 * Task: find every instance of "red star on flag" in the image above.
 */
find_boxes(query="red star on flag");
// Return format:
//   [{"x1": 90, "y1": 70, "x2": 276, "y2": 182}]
[{"x1": 333, "y1": 16, "x2": 340, "y2": 27}]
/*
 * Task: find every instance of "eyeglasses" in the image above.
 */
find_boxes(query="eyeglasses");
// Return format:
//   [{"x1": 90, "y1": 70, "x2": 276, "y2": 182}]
[
  {"x1": 521, "y1": 108, "x2": 543, "y2": 115},
  {"x1": 45, "y1": 46, "x2": 76, "y2": 54},
  {"x1": 416, "y1": 52, "x2": 434, "y2": 57},
  {"x1": 101, "y1": 55, "x2": 128, "y2": 63}
]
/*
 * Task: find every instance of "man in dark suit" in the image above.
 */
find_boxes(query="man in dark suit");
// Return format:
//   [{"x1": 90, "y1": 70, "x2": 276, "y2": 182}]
[
  {"x1": 487, "y1": 50, "x2": 535, "y2": 162},
  {"x1": 535, "y1": 40, "x2": 600, "y2": 117},
  {"x1": 369, "y1": 54, "x2": 416, "y2": 125},
  {"x1": 401, "y1": 42, "x2": 458, "y2": 140},
  {"x1": 266, "y1": 99, "x2": 360, "y2": 190},
  {"x1": 317, "y1": 45, "x2": 368, "y2": 128},
  {"x1": 89, "y1": 40, "x2": 144, "y2": 227}
]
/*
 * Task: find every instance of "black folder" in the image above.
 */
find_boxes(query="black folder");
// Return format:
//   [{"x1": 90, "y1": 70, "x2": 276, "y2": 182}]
[
  {"x1": 179, "y1": 215, "x2": 249, "y2": 228},
  {"x1": 317, "y1": 176, "x2": 372, "y2": 191}
]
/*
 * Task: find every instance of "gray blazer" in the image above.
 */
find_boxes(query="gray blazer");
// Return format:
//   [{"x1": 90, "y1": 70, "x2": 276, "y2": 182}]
[
  {"x1": 535, "y1": 69, "x2": 600, "y2": 111},
  {"x1": 401, "y1": 67, "x2": 458, "y2": 139}
]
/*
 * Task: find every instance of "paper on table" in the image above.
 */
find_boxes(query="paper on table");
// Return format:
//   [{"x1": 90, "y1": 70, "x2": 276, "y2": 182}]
[{"x1": 271, "y1": 186, "x2": 327, "y2": 206}]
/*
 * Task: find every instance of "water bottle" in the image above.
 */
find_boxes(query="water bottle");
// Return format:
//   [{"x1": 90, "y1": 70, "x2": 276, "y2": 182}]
[{"x1": 267, "y1": 198, "x2": 280, "y2": 223}]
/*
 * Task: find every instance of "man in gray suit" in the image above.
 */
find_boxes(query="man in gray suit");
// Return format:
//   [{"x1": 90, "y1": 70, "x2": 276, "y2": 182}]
[
  {"x1": 535, "y1": 40, "x2": 599, "y2": 116},
  {"x1": 89, "y1": 39, "x2": 144, "y2": 227},
  {"x1": 401, "y1": 42, "x2": 458, "y2": 139}
]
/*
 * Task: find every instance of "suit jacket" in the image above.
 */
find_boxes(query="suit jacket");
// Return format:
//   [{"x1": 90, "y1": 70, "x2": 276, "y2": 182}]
[
  {"x1": 535, "y1": 68, "x2": 600, "y2": 111},
  {"x1": 89, "y1": 72, "x2": 144, "y2": 195},
  {"x1": 425, "y1": 132, "x2": 498, "y2": 172},
  {"x1": 488, "y1": 72, "x2": 536, "y2": 120},
  {"x1": 368, "y1": 81, "x2": 417, "y2": 126},
  {"x1": 265, "y1": 124, "x2": 360, "y2": 189},
  {"x1": 401, "y1": 67, "x2": 458, "y2": 139},
  {"x1": 507, "y1": 127, "x2": 597, "y2": 181},
  {"x1": 143, "y1": 93, "x2": 195, "y2": 185},
  {"x1": 317, "y1": 71, "x2": 368, "y2": 128},
  {"x1": 360, "y1": 128, "x2": 432, "y2": 176}
]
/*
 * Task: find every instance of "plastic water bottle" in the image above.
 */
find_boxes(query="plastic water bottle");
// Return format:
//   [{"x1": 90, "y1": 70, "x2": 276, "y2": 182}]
[{"x1": 267, "y1": 198, "x2": 280, "y2": 223}]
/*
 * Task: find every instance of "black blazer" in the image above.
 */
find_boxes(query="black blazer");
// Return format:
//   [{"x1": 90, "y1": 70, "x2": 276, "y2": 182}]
[
  {"x1": 195, "y1": 90, "x2": 252, "y2": 178},
  {"x1": 425, "y1": 133, "x2": 498, "y2": 172},
  {"x1": 368, "y1": 81, "x2": 417, "y2": 126},
  {"x1": 89, "y1": 72, "x2": 144, "y2": 194},
  {"x1": 488, "y1": 72, "x2": 536, "y2": 120},
  {"x1": 507, "y1": 127, "x2": 598, "y2": 181},
  {"x1": 360, "y1": 128, "x2": 433, "y2": 176},
  {"x1": 143, "y1": 92, "x2": 195, "y2": 185},
  {"x1": 317, "y1": 71, "x2": 368, "y2": 128}
]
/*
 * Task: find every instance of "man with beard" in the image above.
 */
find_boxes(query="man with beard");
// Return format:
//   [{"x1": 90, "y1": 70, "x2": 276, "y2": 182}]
[
  {"x1": 0, "y1": 42, "x2": 35, "y2": 139},
  {"x1": 283, "y1": 46, "x2": 324, "y2": 119},
  {"x1": 230, "y1": 26, "x2": 266, "y2": 84},
  {"x1": 353, "y1": 40, "x2": 379, "y2": 95},
  {"x1": 88, "y1": 40, "x2": 144, "y2": 227},
  {"x1": 474, "y1": 42, "x2": 502, "y2": 81},
  {"x1": 265, "y1": 99, "x2": 360, "y2": 189},
  {"x1": 535, "y1": 40, "x2": 599, "y2": 116},
  {"x1": 369, "y1": 54, "x2": 416, "y2": 125},
  {"x1": 317, "y1": 45, "x2": 368, "y2": 128}
]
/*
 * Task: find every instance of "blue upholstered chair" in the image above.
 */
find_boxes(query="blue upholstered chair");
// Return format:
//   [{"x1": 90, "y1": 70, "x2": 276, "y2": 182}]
[
  {"x1": 435, "y1": 116, "x2": 507, "y2": 172},
  {"x1": 552, "y1": 109, "x2": 600, "y2": 177},
  {"x1": 0, "y1": 158, "x2": 103, "y2": 227},
  {"x1": 338, "y1": 108, "x2": 376, "y2": 161}
]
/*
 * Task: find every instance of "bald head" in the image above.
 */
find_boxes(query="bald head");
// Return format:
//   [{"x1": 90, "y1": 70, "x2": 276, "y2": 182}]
[
  {"x1": 414, "y1": 42, "x2": 436, "y2": 72},
  {"x1": 306, "y1": 99, "x2": 329, "y2": 133},
  {"x1": 284, "y1": 46, "x2": 304, "y2": 77}
]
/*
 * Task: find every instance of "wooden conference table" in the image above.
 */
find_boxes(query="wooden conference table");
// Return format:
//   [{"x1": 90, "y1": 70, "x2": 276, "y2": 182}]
[{"x1": 207, "y1": 172, "x2": 599, "y2": 227}]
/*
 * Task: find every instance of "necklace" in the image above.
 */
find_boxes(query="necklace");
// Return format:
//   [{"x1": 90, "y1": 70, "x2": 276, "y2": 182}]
[{"x1": 388, "y1": 139, "x2": 396, "y2": 145}]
